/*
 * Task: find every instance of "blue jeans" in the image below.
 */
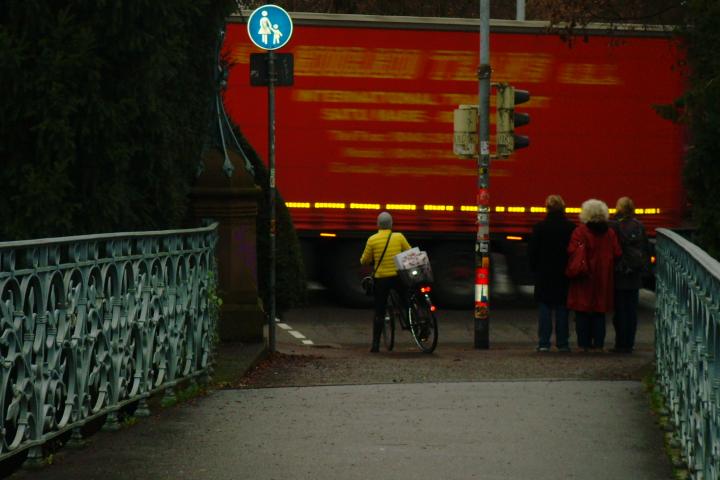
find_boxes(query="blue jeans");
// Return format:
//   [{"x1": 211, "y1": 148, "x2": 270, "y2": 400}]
[{"x1": 538, "y1": 303, "x2": 569, "y2": 349}]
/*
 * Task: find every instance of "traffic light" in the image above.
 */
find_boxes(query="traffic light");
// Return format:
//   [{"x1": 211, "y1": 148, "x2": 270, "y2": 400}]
[
  {"x1": 453, "y1": 105, "x2": 479, "y2": 159},
  {"x1": 495, "y1": 83, "x2": 530, "y2": 157}
]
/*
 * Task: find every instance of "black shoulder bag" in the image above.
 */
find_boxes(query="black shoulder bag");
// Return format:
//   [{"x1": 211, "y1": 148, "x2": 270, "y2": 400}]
[{"x1": 361, "y1": 232, "x2": 392, "y2": 296}]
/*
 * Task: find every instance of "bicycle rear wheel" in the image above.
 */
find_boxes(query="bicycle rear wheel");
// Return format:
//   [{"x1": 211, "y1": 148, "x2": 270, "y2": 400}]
[
  {"x1": 383, "y1": 290, "x2": 400, "y2": 351},
  {"x1": 409, "y1": 293, "x2": 438, "y2": 353}
]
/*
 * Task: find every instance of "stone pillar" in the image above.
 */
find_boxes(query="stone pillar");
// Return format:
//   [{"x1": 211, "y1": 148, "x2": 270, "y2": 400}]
[{"x1": 190, "y1": 148, "x2": 265, "y2": 342}]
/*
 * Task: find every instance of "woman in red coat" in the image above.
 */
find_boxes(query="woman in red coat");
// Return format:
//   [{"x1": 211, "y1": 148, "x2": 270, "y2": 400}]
[{"x1": 567, "y1": 199, "x2": 622, "y2": 351}]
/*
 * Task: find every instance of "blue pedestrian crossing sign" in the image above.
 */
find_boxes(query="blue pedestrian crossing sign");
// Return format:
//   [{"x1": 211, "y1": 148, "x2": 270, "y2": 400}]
[{"x1": 247, "y1": 4, "x2": 293, "y2": 51}]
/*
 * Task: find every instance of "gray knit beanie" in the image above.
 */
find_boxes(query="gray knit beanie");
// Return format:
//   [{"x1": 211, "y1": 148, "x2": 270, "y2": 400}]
[{"x1": 377, "y1": 211, "x2": 393, "y2": 229}]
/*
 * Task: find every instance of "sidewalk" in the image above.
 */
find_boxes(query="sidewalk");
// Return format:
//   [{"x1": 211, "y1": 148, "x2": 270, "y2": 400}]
[
  {"x1": 8, "y1": 379, "x2": 672, "y2": 480},
  {"x1": 6, "y1": 291, "x2": 673, "y2": 479}
]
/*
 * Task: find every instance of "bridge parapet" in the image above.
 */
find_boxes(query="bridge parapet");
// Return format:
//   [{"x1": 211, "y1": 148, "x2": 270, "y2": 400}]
[
  {"x1": 0, "y1": 223, "x2": 218, "y2": 467},
  {"x1": 655, "y1": 228, "x2": 720, "y2": 479}
]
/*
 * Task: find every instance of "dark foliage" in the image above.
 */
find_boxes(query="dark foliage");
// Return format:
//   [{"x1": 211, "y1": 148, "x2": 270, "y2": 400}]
[
  {"x1": 242, "y1": 0, "x2": 518, "y2": 19},
  {"x1": 0, "y1": 0, "x2": 307, "y2": 309},
  {"x1": 675, "y1": 0, "x2": 720, "y2": 257},
  {"x1": 0, "y1": 0, "x2": 235, "y2": 240},
  {"x1": 242, "y1": 0, "x2": 684, "y2": 23}
]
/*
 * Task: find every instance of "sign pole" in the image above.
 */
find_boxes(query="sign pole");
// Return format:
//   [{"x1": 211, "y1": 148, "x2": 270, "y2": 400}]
[
  {"x1": 268, "y1": 50, "x2": 277, "y2": 352},
  {"x1": 475, "y1": 0, "x2": 491, "y2": 349},
  {"x1": 247, "y1": 4, "x2": 293, "y2": 353}
]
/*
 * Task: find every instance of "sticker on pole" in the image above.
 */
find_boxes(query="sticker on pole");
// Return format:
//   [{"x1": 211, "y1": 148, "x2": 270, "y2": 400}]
[{"x1": 247, "y1": 4, "x2": 293, "y2": 50}]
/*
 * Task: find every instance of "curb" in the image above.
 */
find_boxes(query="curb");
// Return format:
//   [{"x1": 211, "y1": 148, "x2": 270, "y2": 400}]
[{"x1": 213, "y1": 341, "x2": 269, "y2": 387}]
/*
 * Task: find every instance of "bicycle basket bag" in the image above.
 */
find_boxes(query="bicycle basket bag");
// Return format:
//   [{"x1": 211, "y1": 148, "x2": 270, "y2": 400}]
[
  {"x1": 395, "y1": 248, "x2": 434, "y2": 286},
  {"x1": 398, "y1": 263, "x2": 434, "y2": 286}
]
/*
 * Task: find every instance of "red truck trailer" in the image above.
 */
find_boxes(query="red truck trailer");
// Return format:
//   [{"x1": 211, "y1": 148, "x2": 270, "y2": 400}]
[{"x1": 223, "y1": 12, "x2": 686, "y2": 307}]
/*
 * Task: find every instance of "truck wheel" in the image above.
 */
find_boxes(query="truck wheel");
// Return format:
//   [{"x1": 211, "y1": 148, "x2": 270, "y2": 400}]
[
  {"x1": 502, "y1": 240, "x2": 532, "y2": 287},
  {"x1": 430, "y1": 243, "x2": 474, "y2": 309},
  {"x1": 322, "y1": 240, "x2": 374, "y2": 308}
]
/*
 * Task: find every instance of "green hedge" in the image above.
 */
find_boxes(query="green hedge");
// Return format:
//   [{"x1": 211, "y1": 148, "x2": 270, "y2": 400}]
[
  {"x1": 679, "y1": 0, "x2": 720, "y2": 257},
  {"x1": 0, "y1": 0, "x2": 235, "y2": 240}
]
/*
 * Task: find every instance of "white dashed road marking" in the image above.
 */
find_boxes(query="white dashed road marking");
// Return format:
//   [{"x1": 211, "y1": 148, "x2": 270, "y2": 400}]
[{"x1": 275, "y1": 319, "x2": 314, "y2": 345}]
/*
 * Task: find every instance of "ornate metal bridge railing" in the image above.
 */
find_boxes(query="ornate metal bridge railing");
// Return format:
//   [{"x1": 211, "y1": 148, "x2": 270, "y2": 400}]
[
  {"x1": 655, "y1": 228, "x2": 720, "y2": 480},
  {"x1": 0, "y1": 223, "x2": 218, "y2": 466}
]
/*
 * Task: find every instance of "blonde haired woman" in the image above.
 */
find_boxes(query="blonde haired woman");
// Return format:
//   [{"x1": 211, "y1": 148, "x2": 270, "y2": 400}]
[
  {"x1": 610, "y1": 196, "x2": 649, "y2": 353},
  {"x1": 528, "y1": 194, "x2": 576, "y2": 352},
  {"x1": 566, "y1": 199, "x2": 622, "y2": 351}
]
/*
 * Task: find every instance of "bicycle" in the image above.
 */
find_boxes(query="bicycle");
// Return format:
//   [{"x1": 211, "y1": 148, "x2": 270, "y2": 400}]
[{"x1": 382, "y1": 280, "x2": 438, "y2": 354}]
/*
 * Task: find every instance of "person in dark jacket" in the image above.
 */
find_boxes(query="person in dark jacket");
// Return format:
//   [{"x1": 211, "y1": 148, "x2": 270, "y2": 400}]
[
  {"x1": 567, "y1": 199, "x2": 622, "y2": 352},
  {"x1": 529, "y1": 194, "x2": 577, "y2": 352},
  {"x1": 610, "y1": 196, "x2": 649, "y2": 353}
]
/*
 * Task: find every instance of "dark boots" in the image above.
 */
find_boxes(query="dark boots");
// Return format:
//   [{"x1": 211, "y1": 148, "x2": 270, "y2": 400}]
[{"x1": 370, "y1": 318, "x2": 382, "y2": 352}]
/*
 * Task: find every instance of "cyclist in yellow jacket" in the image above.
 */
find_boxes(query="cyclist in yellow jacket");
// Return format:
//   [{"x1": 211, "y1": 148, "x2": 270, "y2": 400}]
[{"x1": 360, "y1": 212, "x2": 411, "y2": 352}]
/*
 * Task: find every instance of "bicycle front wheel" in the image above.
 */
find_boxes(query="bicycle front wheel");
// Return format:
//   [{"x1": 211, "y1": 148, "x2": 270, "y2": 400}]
[{"x1": 409, "y1": 294, "x2": 438, "y2": 353}]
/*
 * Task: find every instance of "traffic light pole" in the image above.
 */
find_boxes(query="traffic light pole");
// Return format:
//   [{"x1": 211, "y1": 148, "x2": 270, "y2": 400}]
[
  {"x1": 475, "y1": 0, "x2": 491, "y2": 349},
  {"x1": 268, "y1": 51, "x2": 277, "y2": 353}
]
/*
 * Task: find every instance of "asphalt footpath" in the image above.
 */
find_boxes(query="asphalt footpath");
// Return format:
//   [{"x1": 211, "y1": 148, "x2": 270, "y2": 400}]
[
  {"x1": 7, "y1": 381, "x2": 671, "y2": 480},
  {"x1": 5, "y1": 291, "x2": 673, "y2": 480}
]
